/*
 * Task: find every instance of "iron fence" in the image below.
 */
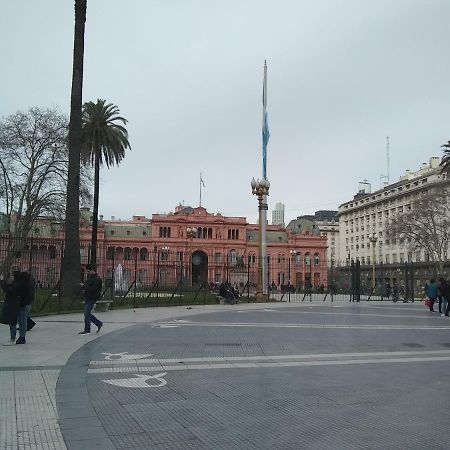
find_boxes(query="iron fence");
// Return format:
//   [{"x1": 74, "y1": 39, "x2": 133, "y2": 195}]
[{"x1": 0, "y1": 235, "x2": 447, "y2": 314}]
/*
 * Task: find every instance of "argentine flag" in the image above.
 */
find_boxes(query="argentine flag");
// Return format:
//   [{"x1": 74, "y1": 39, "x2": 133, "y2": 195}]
[{"x1": 262, "y1": 61, "x2": 270, "y2": 179}]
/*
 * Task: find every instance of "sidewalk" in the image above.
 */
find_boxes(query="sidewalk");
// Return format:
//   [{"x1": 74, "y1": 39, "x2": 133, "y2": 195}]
[
  {"x1": 0, "y1": 301, "x2": 308, "y2": 450},
  {"x1": 0, "y1": 300, "x2": 426, "y2": 450}
]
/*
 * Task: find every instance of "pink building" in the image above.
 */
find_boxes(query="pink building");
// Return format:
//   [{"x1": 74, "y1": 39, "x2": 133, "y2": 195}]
[{"x1": 3, "y1": 205, "x2": 328, "y2": 290}]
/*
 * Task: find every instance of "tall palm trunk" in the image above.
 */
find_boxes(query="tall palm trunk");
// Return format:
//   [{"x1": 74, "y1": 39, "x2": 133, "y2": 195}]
[
  {"x1": 90, "y1": 148, "x2": 100, "y2": 266},
  {"x1": 61, "y1": 0, "x2": 87, "y2": 297}
]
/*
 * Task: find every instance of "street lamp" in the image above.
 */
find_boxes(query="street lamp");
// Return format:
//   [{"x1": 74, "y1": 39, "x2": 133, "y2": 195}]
[
  {"x1": 251, "y1": 177, "x2": 270, "y2": 300},
  {"x1": 186, "y1": 227, "x2": 197, "y2": 284},
  {"x1": 369, "y1": 233, "x2": 378, "y2": 292},
  {"x1": 160, "y1": 246, "x2": 169, "y2": 285},
  {"x1": 288, "y1": 249, "x2": 297, "y2": 303}
]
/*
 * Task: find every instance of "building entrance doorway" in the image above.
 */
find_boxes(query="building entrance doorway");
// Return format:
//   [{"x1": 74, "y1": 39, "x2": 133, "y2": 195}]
[{"x1": 192, "y1": 250, "x2": 208, "y2": 285}]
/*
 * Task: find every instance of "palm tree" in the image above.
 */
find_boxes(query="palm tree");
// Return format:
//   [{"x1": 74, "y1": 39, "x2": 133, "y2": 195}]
[
  {"x1": 441, "y1": 141, "x2": 450, "y2": 174},
  {"x1": 61, "y1": 0, "x2": 87, "y2": 297},
  {"x1": 81, "y1": 99, "x2": 131, "y2": 265}
]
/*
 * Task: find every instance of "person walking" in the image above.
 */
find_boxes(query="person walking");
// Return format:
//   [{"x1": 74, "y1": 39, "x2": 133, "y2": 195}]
[
  {"x1": 79, "y1": 265, "x2": 103, "y2": 335},
  {"x1": 425, "y1": 278, "x2": 439, "y2": 312},
  {"x1": 17, "y1": 271, "x2": 35, "y2": 344},
  {"x1": 0, "y1": 272, "x2": 21, "y2": 344},
  {"x1": 438, "y1": 278, "x2": 447, "y2": 315},
  {"x1": 440, "y1": 278, "x2": 450, "y2": 317}
]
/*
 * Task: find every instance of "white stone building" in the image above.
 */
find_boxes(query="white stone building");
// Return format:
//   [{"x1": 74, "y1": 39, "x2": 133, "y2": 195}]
[
  {"x1": 272, "y1": 202, "x2": 285, "y2": 227},
  {"x1": 337, "y1": 157, "x2": 447, "y2": 266}
]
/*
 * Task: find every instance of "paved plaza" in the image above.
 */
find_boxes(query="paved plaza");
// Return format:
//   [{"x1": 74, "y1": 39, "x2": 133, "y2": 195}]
[{"x1": 1, "y1": 300, "x2": 450, "y2": 449}]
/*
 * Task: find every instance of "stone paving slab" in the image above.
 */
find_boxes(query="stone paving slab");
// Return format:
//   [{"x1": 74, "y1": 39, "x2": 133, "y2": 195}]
[{"x1": 2, "y1": 300, "x2": 450, "y2": 449}]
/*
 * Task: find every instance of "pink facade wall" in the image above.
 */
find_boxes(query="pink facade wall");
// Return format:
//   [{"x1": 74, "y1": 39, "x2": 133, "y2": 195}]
[{"x1": 4, "y1": 206, "x2": 328, "y2": 288}]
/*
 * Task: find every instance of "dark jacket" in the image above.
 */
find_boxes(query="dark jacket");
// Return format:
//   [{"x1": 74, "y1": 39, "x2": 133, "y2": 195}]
[
  {"x1": 18, "y1": 273, "x2": 35, "y2": 307},
  {"x1": 0, "y1": 280, "x2": 20, "y2": 325},
  {"x1": 83, "y1": 275, "x2": 102, "y2": 303}
]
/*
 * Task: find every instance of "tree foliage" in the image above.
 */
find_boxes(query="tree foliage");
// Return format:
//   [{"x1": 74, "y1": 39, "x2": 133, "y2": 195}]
[
  {"x1": 441, "y1": 141, "x2": 450, "y2": 174},
  {"x1": 81, "y1": 99, "x2": 130, "y2": 265},
  {"x1": 385, "y1": 184, "x2": 450, "y2": 274},
  {"x1": 0, "y1": 107, "x2": 91, "y2": 268}
]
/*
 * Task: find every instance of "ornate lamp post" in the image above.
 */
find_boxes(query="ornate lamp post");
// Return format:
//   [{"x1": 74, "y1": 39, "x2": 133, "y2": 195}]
[
  {"x1": 251, "y1": 177, "x2": 270, "y2": 300},
  {"x1": 369, "y1": 233, "x2": 378, "y2": 292},
  {"x1": 160, "y1": 246, "x2": 169, "y2": 286},
  {"x1": 288, "y1": 249, "x2": 298, "y2": 303},
  {"x1": 186, "y1": 227, "x2": 197, "y2": 285}
]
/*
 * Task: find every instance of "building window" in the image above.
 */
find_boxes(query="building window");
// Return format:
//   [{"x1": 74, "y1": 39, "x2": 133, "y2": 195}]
[
  {"x1": 106, "y1": 247, "x2": 115, "y2": 260},
  {"x1": 140, "y1": 248, "x2": 148, "y2": 261},
  {"x1": 110, "y1": 230, "x2": 115, "y2": 235},
  {"x1": 314, "y1": 253, "x2": 319, "y2": 266},
  {"x1": 229, "y1": 249, "x2": 237, "y2": 265},
  {"x1": 126, "y1": 230, "x2": 131, "y2": 236},
  {"x1": 49, "y1": 246, "x2": 56, "y2": 259},
  {"x1": 124, "y1": 247, "x2": 132, "y2": 260},
  {"x1": 215, "y1": 253, "x2": 222, "y2": 263},
  {"x1": 304, "y1": 253, "x2": 310, "y2": 266}
]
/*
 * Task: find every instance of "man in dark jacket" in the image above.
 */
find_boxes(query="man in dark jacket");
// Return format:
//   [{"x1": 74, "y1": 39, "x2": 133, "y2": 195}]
[
  {"x1": 0, "y1": 272, "x2": 21, "y2": 343},
  {"x1": 79, "y1": 264, "x2": 103, "y2": 335},
  {"x1": 17, "y1": 271, "x2": 35, "y2": 344}
]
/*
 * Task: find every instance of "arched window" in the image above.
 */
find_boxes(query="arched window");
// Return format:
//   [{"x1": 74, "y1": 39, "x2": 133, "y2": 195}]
[
  {"x1": 236, "y1": 229, "x2": 239, "y2": 240},
  {"x1": 314, "y1": 253, "x2": 320, "y2": 266},
  {"x1": 48, "y1": 245, "x2": 56, "y2": 259},
  {"x1": 208, "y1": 228, "x2": 212, "y2": 239},
  {"x1": 295, "y1": 252, "x2": 302, "y2": 265},
  {"x1": 197, "y1": 227, "x2": 202, "y2": 239},
  {"x1": 106, "y1": 247, "x2": 115, "y2": 260},
  {"x1": 304, "y1": 252, "x2": 310, "y2": 266},
  {"x1": 228, "y1": 229, "x2": 231, "y2": 240},
  {"x1": 140, "y1": 248, "x2": 148, "y2": 261},
  {"x1": 124, "y1": 247, "x2": 132, "y2": 260},
  {"x1": 167, "y1": 227, "x2": 171, "y2": 238},
  {"x1": 231, "y1": 229, "x2": 236, "y2": 240},
  {"x1": 229, "y1": 249, "x2": 237, "y2": 265},
  {"x1": 202, "y1": 228, "x2": 207, "y2": 239}
]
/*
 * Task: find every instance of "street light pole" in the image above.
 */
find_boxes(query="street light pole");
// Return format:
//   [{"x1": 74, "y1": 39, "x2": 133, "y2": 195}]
[
  {"x1": 251, "y1": 177, "x2": 270, "y2": 301},
  {"x1": 186, "y1": 227, "x2": 197, "y2": 286},
  {"x1": 369, "y1": 233, "x2": 378, "y2": 292},
  {"x1": 289, "y1": 249, "x2": 297, "y2": 303}
]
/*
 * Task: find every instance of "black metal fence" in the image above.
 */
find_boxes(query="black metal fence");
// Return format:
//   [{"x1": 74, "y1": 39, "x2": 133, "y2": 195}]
[{"x1": 0, "y1": 235, "x2": 446, "y2": 314}]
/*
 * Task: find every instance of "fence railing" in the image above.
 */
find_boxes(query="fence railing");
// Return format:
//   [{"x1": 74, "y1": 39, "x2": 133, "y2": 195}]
[{"x1": 0, "y1": 235, "x2": 446, "y2": 314}]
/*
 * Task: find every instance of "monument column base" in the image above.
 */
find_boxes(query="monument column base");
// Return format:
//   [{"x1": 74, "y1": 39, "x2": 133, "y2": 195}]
[{"x1": 255, "y1": 292, "x2": 266, "y2": 302}]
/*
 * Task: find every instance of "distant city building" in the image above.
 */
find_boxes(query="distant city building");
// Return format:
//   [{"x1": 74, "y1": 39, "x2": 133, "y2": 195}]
[
  {"x1": 271, "y1": 202, "x2": 285, "y2": 227},
  {"x1": 287, "y1": 211, "x2": 339, "y2": 265},
  {"x1": 338, "y1": 156, "x2": 447, "y2": 265}
]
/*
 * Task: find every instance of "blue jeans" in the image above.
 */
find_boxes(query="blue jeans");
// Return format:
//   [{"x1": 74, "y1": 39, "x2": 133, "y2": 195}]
[
  {"x1": 84, "y1": 302, "x2": 102, "y2": 332},
  {"x1": 18, "y1": 305, "x2": 31, "y2": 338},
  {"x1": 9, "y1": 324, "x2": 16, "y2": 341}
]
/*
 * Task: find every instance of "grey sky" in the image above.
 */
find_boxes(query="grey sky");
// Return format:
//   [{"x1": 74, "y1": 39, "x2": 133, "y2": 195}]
[{"x1": 2, "y1": 0, "x2": 450, "y2": 224}]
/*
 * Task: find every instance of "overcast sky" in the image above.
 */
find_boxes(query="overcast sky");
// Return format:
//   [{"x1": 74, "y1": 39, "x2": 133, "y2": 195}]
[{"x1": 2, "y1": 0, "x2": 450, "y2": 224}]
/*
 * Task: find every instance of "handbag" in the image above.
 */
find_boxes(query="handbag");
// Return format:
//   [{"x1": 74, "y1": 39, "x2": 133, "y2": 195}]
[{"x1": 424, "y1": 298, "x2": 432, "y2": 307}]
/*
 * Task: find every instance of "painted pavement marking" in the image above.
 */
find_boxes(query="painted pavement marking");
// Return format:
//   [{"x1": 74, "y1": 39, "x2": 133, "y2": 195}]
[
  {"x1": 251, "y1": 309, "x2": 446, "y2": 320},
  {"x1": 102, "y1": 352, "x2": 153, "y2": 360},
  {"x1": 152, "y1": 320, "x2": 450, "y2": 330},
  {"x1": 90, "y1": 353, "x2": 450, "y2": 381},
  {"x1": 102, "y1": 372, "x2": 167, "y2": 388},
  {"x1": 89, "y1": 348, "x2": 450, "y2": 366}
]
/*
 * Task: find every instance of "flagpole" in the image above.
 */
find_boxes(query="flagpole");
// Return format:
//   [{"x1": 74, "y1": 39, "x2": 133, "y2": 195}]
[
  {"x1": 199, "y1": 173, "x2": 202, "y2": 207},
  {"x1": 261, "y1": 60, "x2": 269, "y2": 296}
]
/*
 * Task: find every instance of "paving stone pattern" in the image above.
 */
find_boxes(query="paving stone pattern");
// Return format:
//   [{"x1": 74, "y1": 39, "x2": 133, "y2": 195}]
[{"x1": 55, "y1": 303, "x2": 450, "y2": 449}]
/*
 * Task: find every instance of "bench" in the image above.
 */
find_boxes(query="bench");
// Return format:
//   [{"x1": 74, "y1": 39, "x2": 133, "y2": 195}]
[{"x1": 93, "y1": 300, "x2": 112, "y2": 312}]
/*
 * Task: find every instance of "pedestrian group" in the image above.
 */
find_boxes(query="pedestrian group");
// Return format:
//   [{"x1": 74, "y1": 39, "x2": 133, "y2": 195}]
[{"x1": 1, "y1": 263, "x2": 104, "y2": 345}]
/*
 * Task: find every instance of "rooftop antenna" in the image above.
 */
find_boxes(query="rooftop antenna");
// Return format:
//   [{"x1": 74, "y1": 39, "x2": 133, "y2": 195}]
[{"x1": 380, "y1": 136, "x2": 390, "y2": 189}]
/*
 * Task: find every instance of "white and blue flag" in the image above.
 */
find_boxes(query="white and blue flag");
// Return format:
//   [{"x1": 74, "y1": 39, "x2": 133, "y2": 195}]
[{"x1": 262, "y1": 60, "x2": 270, "y2": 179}]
